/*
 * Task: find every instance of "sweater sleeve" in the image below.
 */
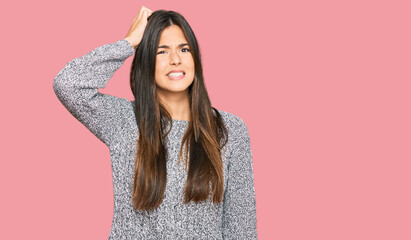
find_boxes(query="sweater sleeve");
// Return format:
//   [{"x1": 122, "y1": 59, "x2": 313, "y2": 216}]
[
  {"x1": 53, "y1": 39, "x2": 135, "y2": 147},
  {"x1": 222, "y1": 118, "x2": 258, "y2": 239}
]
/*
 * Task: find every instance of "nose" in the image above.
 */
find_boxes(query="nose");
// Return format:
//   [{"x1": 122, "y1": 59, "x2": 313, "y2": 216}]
[{"x1": 169, "y1": 50, "x2": 182, "y2": 65}]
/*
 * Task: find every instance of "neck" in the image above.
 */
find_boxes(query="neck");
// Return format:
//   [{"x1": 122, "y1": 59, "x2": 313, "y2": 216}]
[{"x1": 157, "y1": 89, "x2": 191, "y2": 121}]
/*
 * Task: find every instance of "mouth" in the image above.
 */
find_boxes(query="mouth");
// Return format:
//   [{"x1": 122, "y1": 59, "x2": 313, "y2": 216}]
[
  {"x1": 167, "y1": 70, "x2": 186, "y2": 80},
  {"x1": 166, "y1": 70, "x2": 186, "y2": 76}
]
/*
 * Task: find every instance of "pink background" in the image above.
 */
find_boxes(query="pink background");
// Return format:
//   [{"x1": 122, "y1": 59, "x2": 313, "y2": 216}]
[{"x1": 1, "y1": 0, "x2": 410, "y2": 239}]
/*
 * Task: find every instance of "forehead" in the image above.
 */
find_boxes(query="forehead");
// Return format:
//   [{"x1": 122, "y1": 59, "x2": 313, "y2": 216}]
[{"x1": 158, "y1": 25, "x2": 188, "y2": 45}]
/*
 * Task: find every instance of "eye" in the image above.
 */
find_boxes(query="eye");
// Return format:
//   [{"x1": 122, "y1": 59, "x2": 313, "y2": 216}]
[{"x1": 157, "y1": 48, "x2": 190, "y2": 54}]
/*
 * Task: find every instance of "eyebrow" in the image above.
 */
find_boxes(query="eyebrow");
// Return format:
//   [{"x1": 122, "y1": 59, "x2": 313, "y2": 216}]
[{"x1": 158, "y1": 43, "x2": 189, "y2": 49}]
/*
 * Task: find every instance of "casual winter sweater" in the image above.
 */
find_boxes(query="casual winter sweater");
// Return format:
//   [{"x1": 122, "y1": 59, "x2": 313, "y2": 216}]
[{"x1": 53, "y1": 39, "x2": 258, "y2": 240}]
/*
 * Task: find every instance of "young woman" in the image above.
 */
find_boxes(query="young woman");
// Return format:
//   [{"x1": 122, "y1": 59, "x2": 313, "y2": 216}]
[{"x1": 53, "y1": 6, "x2": 258, "y2": 239}]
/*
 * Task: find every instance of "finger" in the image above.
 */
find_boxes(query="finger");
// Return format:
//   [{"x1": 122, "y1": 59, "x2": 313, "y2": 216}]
[
  {"x1": 137, "y1": 10, "x2": 145, "y2": 23},
  {"x1": 137, "y1": 7, "x2": 145, "y2": 21},
  {"x1": 143, "y1": 10, "x2": 150, "y2": 19},
  {"x1": 142, "y1": 6, "x2": 152, "y2": 14},
  {"x1": 141, "y1": 6, "x2": 149, "y2": 14}
]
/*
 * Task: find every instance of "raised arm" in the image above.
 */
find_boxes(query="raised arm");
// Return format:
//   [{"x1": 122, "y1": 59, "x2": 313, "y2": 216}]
[
  {"x1": 53, "y1": 39, "x2": 135, "y2": 146},
  {"x1": 222, "y1": 117, "x2": 258, "y2": 239},
  {"x1": 53, "y1": 6, "x2": 153, "y2": 147}
]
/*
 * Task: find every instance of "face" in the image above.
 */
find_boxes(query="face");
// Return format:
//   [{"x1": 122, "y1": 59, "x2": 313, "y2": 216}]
[{"x1": 154, "y1": 25, "x2": 195, "y2": 98}]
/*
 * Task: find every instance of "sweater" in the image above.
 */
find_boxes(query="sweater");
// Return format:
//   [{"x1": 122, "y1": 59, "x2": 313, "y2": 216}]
[{"x1": 53, "y1": 39, "x2": 258, "y2": 240}]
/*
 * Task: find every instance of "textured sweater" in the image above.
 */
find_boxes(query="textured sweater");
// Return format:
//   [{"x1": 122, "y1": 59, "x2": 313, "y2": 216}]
[{"x1": 53, "y1": 39, "x2": 258, "y2": 240}]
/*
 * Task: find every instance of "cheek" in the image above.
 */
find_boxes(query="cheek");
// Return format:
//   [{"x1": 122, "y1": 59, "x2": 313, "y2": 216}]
[
  {"x1": 155, "y1": 58, "x2": 167, "y2": 70},
  {"x1": 185, "y1": 58, "x2": 194, "y2": 72}
]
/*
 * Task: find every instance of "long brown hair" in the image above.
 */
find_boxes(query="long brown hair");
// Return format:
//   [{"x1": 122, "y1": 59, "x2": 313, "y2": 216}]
[{"x1": 129, "y1": 10, "x2": 228, "y2": 211}]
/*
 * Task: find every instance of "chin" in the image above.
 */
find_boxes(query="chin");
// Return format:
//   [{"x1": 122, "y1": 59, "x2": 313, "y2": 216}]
[{"x1": 156, "y1": 85, "x2": 190, "y2": 95}]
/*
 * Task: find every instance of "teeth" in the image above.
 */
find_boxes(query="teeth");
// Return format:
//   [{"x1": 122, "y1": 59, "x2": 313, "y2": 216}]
[{"x1": 168, "y1": 72, "x2": 184, "y2": 77}]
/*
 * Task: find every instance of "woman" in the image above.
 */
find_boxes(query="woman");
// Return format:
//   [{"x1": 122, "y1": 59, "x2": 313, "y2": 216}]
[{"x1": 53, "y1": 6, "x2": 258, "y2": 239}]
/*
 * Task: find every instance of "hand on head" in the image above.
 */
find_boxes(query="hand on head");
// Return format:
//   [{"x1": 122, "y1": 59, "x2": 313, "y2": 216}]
[{"x1": 124, "y1": 6, "x2": 153, "y2": 50}]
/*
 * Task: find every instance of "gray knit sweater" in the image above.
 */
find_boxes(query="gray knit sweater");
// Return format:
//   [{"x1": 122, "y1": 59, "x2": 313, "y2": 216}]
[{"x1": 53, "y1": 39, "x2": 257, "y2": 239}]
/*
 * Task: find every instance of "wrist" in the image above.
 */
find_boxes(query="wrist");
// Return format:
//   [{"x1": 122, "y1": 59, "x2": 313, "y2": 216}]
[{"x1": 124, "y1": 38, "x2": 137, "y2": 50}]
